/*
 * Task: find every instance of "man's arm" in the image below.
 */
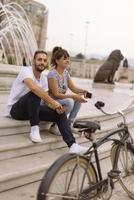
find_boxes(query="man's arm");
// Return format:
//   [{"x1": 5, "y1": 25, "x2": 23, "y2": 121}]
[{"x1": 24, "y1": 78, "x2": 63, "y2": 111}]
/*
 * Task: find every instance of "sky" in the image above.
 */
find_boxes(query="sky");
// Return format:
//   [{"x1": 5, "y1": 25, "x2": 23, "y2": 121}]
[{"x1": 36, "y1": 0, "x2": 134, "y2": 59}]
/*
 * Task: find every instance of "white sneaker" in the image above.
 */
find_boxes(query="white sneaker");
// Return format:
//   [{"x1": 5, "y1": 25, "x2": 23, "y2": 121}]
[
  {"x1": 69, "y1": 143, "x2": 88, "y2": 154},
  {"x1": 49, "y1": 124, "x2": 61, "y2": 136},
  {"x1": 30, "y1": 126, "x2": 42, "y2": 143}
]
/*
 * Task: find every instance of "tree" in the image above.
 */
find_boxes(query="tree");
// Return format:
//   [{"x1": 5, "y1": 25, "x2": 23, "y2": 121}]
[{"x1": 75, "y1": 53, "x2": 85, "y2": 59}]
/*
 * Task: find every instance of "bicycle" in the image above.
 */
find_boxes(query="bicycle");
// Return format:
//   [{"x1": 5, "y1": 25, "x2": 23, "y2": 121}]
[{"x1": 37, "y1": 101, "x2": 134, "y2": 200}]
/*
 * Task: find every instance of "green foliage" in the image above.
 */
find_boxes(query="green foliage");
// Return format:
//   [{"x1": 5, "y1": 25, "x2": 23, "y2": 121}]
[{"x1": 7, "y1": 55, "x2": 15, "y2": 65}]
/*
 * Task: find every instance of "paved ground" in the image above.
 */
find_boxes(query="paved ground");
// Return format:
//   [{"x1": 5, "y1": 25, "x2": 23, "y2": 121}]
[
  {"x1": 73, "y1": 79, "x2": 134, "y2": 119},
  {"x1": 1, "y1": 80, "x2": 134, "y2": 118}
]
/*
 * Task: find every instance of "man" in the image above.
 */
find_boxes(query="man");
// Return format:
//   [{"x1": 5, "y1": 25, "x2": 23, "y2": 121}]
[{"x1": 5, "y1": 50, "x2": 88, "y2": 154}]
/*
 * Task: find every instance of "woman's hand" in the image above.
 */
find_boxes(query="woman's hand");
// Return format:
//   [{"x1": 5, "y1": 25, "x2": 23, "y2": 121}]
[{"x1": 72, "y1": 94, "x2": 87, "y2": 103}]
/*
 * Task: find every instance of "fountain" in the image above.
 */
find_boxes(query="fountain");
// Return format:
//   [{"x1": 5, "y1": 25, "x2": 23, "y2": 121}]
[
  {"x1": 0, "y1": 2, "x2": 39, "y2": 91},
  {"x1": 0, "y1": 2, "x2": 38, "y2": 66}
]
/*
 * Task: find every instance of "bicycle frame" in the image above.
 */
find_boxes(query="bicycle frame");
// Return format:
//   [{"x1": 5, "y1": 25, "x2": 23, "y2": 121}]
[
  {"x1": 85, "y1": 125, "x2": 130, "y2": 184},
  {"x1": 78, "y1": 100, "x2": 134, "y2": 198}
]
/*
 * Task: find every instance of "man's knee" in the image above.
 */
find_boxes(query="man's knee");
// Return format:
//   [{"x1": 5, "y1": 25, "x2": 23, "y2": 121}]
[{"x1": 57, "y1": 112, "x2": 67, "y2": 122}]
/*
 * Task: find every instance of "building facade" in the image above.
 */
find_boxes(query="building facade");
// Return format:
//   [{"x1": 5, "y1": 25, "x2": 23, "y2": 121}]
[
  {"x1": 69, "y1": 57, "x2": 104, "y2": 79},
  {"x1": 69, "y1": 57, "x2": 131, "y2": 82}
]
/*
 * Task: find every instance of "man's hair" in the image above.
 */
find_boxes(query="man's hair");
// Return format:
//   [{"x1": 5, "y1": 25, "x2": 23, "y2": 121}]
[{"x1": 33, "y1": 50, "x2": 47, "y2": 59}]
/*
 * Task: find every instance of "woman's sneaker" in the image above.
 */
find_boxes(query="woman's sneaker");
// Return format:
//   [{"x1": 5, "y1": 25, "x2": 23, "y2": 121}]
[
  {"x1": 49, "y1": 124, "x2": 61, "y2": 136},
  {"x1": 69, "y1": 143, "x2": 88, "y2": 154}
]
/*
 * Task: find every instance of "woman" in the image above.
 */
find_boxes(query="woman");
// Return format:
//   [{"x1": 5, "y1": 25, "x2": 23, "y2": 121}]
[{"x1": 48, "y1": 46, "x2": 89, "y2": 135}]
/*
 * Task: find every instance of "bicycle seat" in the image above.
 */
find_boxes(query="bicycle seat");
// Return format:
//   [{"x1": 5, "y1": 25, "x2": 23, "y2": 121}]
[{"x1": 73, "y1": 120, "x2": 101, "y2": 133}]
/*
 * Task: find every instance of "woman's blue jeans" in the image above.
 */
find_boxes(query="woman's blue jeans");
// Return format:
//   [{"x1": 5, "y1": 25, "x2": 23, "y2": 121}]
[{"x1": 58, "y1": 98, "x2": 81, "y2": 124}]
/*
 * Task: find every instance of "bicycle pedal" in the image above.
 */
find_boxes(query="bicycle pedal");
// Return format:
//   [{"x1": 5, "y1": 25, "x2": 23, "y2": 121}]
[{"x1": 108, "y1": 170, "x2": 121, "y2": 178}]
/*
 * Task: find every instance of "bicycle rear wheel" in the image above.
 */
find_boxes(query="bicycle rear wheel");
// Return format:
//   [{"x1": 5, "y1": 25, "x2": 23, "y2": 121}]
[
  {"x1": 37, "y1": 154, "x2": 97, "y2": 200},
  {"x1": 111, "y1": 143, "x2": 134, "y2": 199}
]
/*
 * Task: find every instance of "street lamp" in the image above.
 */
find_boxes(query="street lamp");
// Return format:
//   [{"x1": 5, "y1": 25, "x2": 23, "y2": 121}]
[
  {"x1": 84, "y1": 21, "x2": 90, "y2": 58},
  {"x1": 82, "y1": 21, "x2": 90, "y2": 78},
  {"x1": 69, "y1": 33, "x2": 74, "y2": 55}
]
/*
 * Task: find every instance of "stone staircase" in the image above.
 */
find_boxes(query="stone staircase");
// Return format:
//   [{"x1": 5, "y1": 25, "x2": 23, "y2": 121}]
[
  {"x1": 0, "y1": 79, "x2": 134, "y2": 199},
  {"x1": 0, "y1": 104, "x2": 134, "y2": 196}
]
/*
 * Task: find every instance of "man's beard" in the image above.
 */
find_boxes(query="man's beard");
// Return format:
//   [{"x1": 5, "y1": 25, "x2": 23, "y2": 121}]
[{"x1": 35, "y1": 64, "x2": 46, "y2": 72}]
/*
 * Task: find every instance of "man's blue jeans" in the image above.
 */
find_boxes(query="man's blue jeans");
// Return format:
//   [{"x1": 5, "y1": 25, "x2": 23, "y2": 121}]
[{"x1": 10, "y1": 92, "x2": 76, "y2": 147}]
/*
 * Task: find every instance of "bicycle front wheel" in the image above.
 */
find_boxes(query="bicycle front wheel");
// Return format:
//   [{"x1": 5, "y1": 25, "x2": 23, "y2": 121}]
[
  {"x1": 38, "y1": 154, "x2": 97, "y2": 200},
  {"x1": 111, "y1": 143, "x2": 134, "y2": 199}
]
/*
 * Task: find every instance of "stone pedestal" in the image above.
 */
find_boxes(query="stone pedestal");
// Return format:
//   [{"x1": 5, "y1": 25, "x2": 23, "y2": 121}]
[
  {"x1": 92, "y1": 82, "x2": 115, "y2": 90},
  {"x1": 0, "y1": 64, "x2": 21, "y2": 91}
]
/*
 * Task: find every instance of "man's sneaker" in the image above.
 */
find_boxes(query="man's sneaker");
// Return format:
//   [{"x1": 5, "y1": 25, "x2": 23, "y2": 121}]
[
  {"x1": 30, "y1": 132, "x2": 42, "y2": 143},
  {"x1": 30, "y1": 125, "x2": 42, "y2": 143},
  {"x1": 69, "y1": 143, "x2": 88, "y2": 154},
  {"x1": 49, "y1": 124, "x2": 61, "y2": 136}
]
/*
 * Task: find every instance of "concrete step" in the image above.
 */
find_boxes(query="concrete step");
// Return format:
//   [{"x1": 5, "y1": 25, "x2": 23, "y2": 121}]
[
  {"x1": 1, "y1": 103, "x2": 134, "y2": 137},
  {"x1": 0, "y1": 181, "x2": 129, "y2": 200},
  {"x1": 0, "y1": 150, "x2": 130, "y2": 200},
  {"x1": 0, "y1": 80, "x2": 134, "y2": 196},
  {"x1": 0, "y1": 139, "x2": 112, "y2": 192},
  {"x1": 0, "y1": 117, "x2": 52, "y2": 136},
  {"x1": 0, "y1": 110, "x2": 134, "y2": 162},
  {"x1": 0, "y1": 131, "x2": 88, "y2": 161},
  {"x1": 0, "y1": 92, "x2": 9, "y2": 114},
  {"x1": 0, "y1": 121, "x2": 134, "y2": 193},
  {"x1": 0, "y1": 150, "x2": 61, "y2": 192},
  {"x1": 0, "y1": 105, "x2": 134, "y2": 161}
]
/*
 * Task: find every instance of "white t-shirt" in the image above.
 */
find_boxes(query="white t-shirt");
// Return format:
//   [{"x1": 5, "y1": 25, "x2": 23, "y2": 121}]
[{"x1": 5, "y1": 66, "x2": 48, "y2": 117}]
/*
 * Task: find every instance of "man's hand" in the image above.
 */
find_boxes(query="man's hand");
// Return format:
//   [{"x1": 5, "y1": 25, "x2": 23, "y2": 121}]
[
  {"x1": 48, "y1": 101, "x2": 65, "y2": 114},
  {"x1": 55, "y1": 106, "x2": 65, "y2": 114}
]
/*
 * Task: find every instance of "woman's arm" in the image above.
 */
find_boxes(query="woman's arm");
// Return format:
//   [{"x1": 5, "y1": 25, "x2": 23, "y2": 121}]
[
  {"x1": 48, "y1": 78, "x2": 75, "y2": 99},
  {"x1": 48, "y1": 78, "x2": 87, "y2": 103},
  {"x1": 68, "y1": 78, "x2": 87, "y2": 94}
]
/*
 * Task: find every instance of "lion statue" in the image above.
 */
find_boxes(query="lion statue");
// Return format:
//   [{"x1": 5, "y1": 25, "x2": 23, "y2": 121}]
[{"x1": 94, "y1": 49, "x2": 124, "y2": 84}]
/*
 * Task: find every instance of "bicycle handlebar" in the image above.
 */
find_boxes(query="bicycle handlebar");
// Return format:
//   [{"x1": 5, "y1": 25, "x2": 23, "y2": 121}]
[{"x1": 95, "y1": 100, "x2": 134, "y2": 117}]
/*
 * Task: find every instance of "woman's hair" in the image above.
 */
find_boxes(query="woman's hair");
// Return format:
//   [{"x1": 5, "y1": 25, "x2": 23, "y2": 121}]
[{"x1": 51, "y1": 46, "x2": 70, "y2": 67}]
